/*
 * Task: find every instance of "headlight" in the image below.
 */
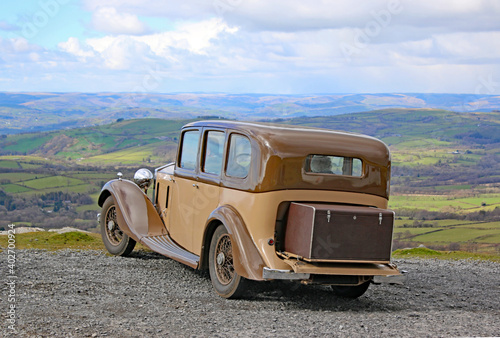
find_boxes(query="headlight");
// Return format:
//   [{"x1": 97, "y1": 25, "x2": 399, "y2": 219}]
[{"x1": 133, "y1": 168, "x2": 153, "y2": 189}]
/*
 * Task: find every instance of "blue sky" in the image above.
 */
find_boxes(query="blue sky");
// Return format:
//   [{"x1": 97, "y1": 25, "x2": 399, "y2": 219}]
[{"x1": 0, "y1": 0, "x2": 499, "y2": 94}]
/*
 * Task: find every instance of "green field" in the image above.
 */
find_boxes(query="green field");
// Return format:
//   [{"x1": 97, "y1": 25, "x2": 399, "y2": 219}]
[
  {"x1": 1, "y1": 111, "x2": 499, "y2": 255},
  {"x1": 22, "y1": 176, "x2": 85, "y2": 189},
  {"x1": 389, "y1": 194, "x2": 500, "y2": 213},
  {"x1": 412, "y1": 227, "x2": 499, "y2": 243},
  {"x1": 84, "y1": 144, "x2": 163, "y2": 165},
  {"x1": 0, "y1": 156, "x2": 108, "y2": 198}
]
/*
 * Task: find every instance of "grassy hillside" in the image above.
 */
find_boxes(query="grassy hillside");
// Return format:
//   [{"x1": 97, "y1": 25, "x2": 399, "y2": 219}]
[
  {"x1": 2, "y1": 92, "x2": 500, "y2": 134},
  {"x1": 0, "y1": 109, "x2": 499, "y2": 254},
  {"x1": 1, "y1": 231, "x2": 498, "y2": 262},
  {"x1": 281, "y1": 109, "x2": 500, "y2": 194},
  {"x1": 0, "y1": 118, "x2": 192, "y2": 163}
]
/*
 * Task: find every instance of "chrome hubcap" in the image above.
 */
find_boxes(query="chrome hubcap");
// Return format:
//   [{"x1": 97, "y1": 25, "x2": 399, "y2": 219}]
[
  {"x1": 217, "y1": 252, "x2": 225, "y2": 265},
  {"x1": 104, "y1": 206, "x2": 123, "y2": 246}
]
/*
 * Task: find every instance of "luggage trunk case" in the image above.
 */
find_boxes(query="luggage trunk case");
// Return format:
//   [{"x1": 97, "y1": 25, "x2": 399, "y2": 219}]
[{"x1": 284, "y1": 203, "x2": 394, "y2": 261}]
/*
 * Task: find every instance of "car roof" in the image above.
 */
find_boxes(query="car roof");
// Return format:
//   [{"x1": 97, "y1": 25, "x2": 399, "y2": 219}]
[{"x1": 183, "y1": 120, "x2": 390, "y2": 166}]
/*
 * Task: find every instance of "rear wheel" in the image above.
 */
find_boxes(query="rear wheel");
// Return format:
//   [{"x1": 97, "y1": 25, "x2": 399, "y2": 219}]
[
  {"x1": 331, "y1": 281, "x2": 370, "y2": 299},
  {"x1": 100, "y1": 196, "x2": 136, "y2": 256},
  {"x1": 208, "y1": 224, "x2": 247, "y2": 299}
]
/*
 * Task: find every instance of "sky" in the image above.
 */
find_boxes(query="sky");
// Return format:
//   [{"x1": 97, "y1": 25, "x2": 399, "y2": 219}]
[{"x1": 0, "y1": 0, "x2": 499, "y2": 94}]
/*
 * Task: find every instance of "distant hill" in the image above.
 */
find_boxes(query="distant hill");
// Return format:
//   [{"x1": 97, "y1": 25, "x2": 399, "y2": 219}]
[
  {"x1": 0, "y1": 118, "x2": 191, "y2": 164},
  {"x1": 1, "y1": 109, "x2": 499, "y2": 241},
  {"x1": 0, "y1": 109, "x2": 498, "y2": 167},
  {"x1": 1, "y1": 92, "x2": 500, "y2": 134}
]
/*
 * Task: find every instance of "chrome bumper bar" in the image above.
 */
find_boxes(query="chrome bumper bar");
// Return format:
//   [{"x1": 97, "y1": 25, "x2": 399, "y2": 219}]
[
  {"x1": 373, "y1": 271, "x2": 407, "y2": 285},
  {"x1": 262, "y1": 267, "x2": 310, "y2": 280},
  {"x1": 263, "y1": 267, "x2": 407, "y2": 285}
]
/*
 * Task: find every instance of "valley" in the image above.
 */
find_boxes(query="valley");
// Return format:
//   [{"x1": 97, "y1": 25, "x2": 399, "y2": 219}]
[{"x1": 0, "y1": 108, "x2": 499, "y2": 255}]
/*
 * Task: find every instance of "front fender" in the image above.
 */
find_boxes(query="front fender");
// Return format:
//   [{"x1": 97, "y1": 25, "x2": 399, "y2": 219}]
[
  {"x1": 206, "y1": 205, "x2": 266, "y2": 281},
  {"x1": 98, "y1": 179, "x2": 165, "y2": 242}
]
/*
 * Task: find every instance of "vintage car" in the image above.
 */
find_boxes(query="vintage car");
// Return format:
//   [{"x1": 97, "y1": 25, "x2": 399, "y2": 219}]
[{"x1": 98, "y1": 120, "x2": 404, "y2": 299}]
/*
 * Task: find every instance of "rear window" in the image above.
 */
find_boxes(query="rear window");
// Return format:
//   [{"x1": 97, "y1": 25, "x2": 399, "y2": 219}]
[{"x1": 306, "y1": 155, "x2": 363, "y2": 177}]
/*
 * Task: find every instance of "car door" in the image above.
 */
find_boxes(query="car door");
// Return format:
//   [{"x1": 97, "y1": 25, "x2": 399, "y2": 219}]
[
  {"x1": 169, "y1": 128, "x2": 224, "y2": 254},
  {"x1": 191, "y1": 129, "x2": 225, "y2": 254},
  {"x1": 168, "y1": 128, "x2": 201, "y2": 251}
]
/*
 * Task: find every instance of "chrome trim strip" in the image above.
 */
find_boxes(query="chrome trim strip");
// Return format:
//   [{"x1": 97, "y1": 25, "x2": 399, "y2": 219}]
[
  {"x1": 373, "y1": 273, "x2": 407, "y2": 285},
  {"x1": 262, "y1": 267, "x2": 310, "y2": 280}
]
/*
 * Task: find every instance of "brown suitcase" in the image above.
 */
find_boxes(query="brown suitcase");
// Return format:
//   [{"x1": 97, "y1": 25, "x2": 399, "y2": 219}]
[{"x1": 284, "y1": 203, "x2": 394, "y2": 261}]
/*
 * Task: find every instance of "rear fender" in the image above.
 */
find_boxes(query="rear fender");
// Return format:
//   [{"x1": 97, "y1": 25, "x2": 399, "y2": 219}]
[
  {"x1": 98, "y1": 179, "x2": 165, "y2": 242},
  {"x1": 204, "y1": 205, "x2": 266, "y2": 281}
]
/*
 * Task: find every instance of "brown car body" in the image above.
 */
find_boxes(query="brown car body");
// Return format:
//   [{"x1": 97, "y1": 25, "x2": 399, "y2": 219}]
[{"x1": 98, "y1": 120, "x2": 403, "y2": 298}]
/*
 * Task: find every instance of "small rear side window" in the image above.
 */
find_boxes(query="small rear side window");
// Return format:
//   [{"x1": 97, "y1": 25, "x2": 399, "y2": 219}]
[
  {"x1": 226, "y1": 134, "x2": 251, "y2": 178},
  {"x1": 306, "y1": 155, "x2": 363, "y2": 177}
]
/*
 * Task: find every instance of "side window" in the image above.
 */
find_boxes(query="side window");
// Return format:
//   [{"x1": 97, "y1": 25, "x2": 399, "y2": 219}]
[
  {"x1": 226, "y1": 134, "x2": 251, "y2": 178},
  {"x1": 179, "y1": 130, "x2": 200, "y2": 170},
  {"x1": 202, "y1": 131, "x2": 225, "y2": 175}
]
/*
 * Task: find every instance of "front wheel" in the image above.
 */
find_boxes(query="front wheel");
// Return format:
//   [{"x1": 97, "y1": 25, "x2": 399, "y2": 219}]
[
  {"x1": 100, "y1": 196, "x2": 136, "y2": 256},
  {"x1": 331, "y1": 281, "x2": 370, "y2": 299},
  {"x1": 208, "y1": 224, "x2": 247, "y2": 299}
]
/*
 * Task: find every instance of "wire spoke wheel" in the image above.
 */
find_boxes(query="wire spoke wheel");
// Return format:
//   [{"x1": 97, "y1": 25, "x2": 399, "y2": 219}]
[
  {"x1": 104, "y1": 205, "x2": 123, "y2": 246},
  {"x1": 214, "y1": 234, "x2": 234, "y2": 285},
  {"x1": 100, "y1": 196, "x2": 136, "y2": 256},
  {"x1": 208, "y1": 224, "x2": 247, "y2": 298}
]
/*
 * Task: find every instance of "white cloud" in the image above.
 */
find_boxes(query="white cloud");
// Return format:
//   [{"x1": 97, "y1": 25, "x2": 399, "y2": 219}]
[
  {"x1": 83, "y1": 0, "x2": 214, "y2": 20},
  {"x1": 58, "y1": 37, "x2": 95, "y2": 60},
  {"x1": 66, "y1": 18, "x2": 238, "y2": 70},
  {"x1": 0, "y1": 37, "x2": 41, "y2": 58},
  {"x1": 91, "y1": 6, "x2": 149, "y2": 35},
  {"x1": 2, "y1": 0, "x2": 500, "y2": 94}
]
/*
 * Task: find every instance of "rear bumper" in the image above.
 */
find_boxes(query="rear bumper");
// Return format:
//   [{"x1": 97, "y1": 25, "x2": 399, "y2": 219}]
[
  {"x1": 263, "y1": 260, "x2": 405, "y2": 284},
  {"x1": 373, "y1": 271, "x2": 408, "y2": 285},
  {"x1": 262, "y1": 267, "x2": 310, "y2": 280}
]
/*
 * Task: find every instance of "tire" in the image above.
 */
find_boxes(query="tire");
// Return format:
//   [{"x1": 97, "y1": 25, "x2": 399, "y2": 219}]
[
  {"x1": 331, "y1": 281, "x2": 370, "y2": 299},
  {"x1": 208, "y1": 224, "x2": 247, "y2": 299},
  {"x1": 100, "y1": 196, "x2": 136, "y2": 256}
]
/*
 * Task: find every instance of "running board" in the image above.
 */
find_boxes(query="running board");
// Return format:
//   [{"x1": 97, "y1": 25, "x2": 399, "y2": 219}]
[{"x1": 141, "y1": 235, "x2": 199, "y2": 269}]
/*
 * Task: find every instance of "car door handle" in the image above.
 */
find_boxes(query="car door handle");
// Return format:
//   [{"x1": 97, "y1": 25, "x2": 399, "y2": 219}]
[{"x1": 192, "y1": 184, "x2": 199, "y2": 188}]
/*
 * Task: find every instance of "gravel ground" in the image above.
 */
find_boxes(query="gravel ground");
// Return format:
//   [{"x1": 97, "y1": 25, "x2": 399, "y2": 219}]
[{"x1": 1, "y1": 249, "x2": 499, "y2": 337}]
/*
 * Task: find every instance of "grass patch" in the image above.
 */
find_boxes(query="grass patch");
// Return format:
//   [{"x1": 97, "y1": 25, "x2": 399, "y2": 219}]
[
  {"x1": 389, "y1": 193, "x2": 500, "y2": 213},
  {"x1": 0, "y1": 231, "x2": 150, "y2": 252},
  {"x1": 0, "y1": 173, "x2": 49, "y2": 182},
  {"x1": 393, "y1": 228, "x2": 438, "y2": 236},
  {"x1": 393, "y1": 247, "x2": 500, "y2": 262},
  {"x1": 0, "y1": 160, "x2": 20, "y2": 169},
  {"x1": 0, "y1": 231, "x2": 104, "y2": 251},
  {"x1": 412, "y1": 228, "x2": 500, "y2": 243},
  {"x1": 1, "y1": 184, "x2": 33, "y2": 193},
  {"x1": 50, "y1": 232, "x2": 95, "y2": 244},
  {"x1": 22, "y1": 176, "x2": 85, "y2": 189}
]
